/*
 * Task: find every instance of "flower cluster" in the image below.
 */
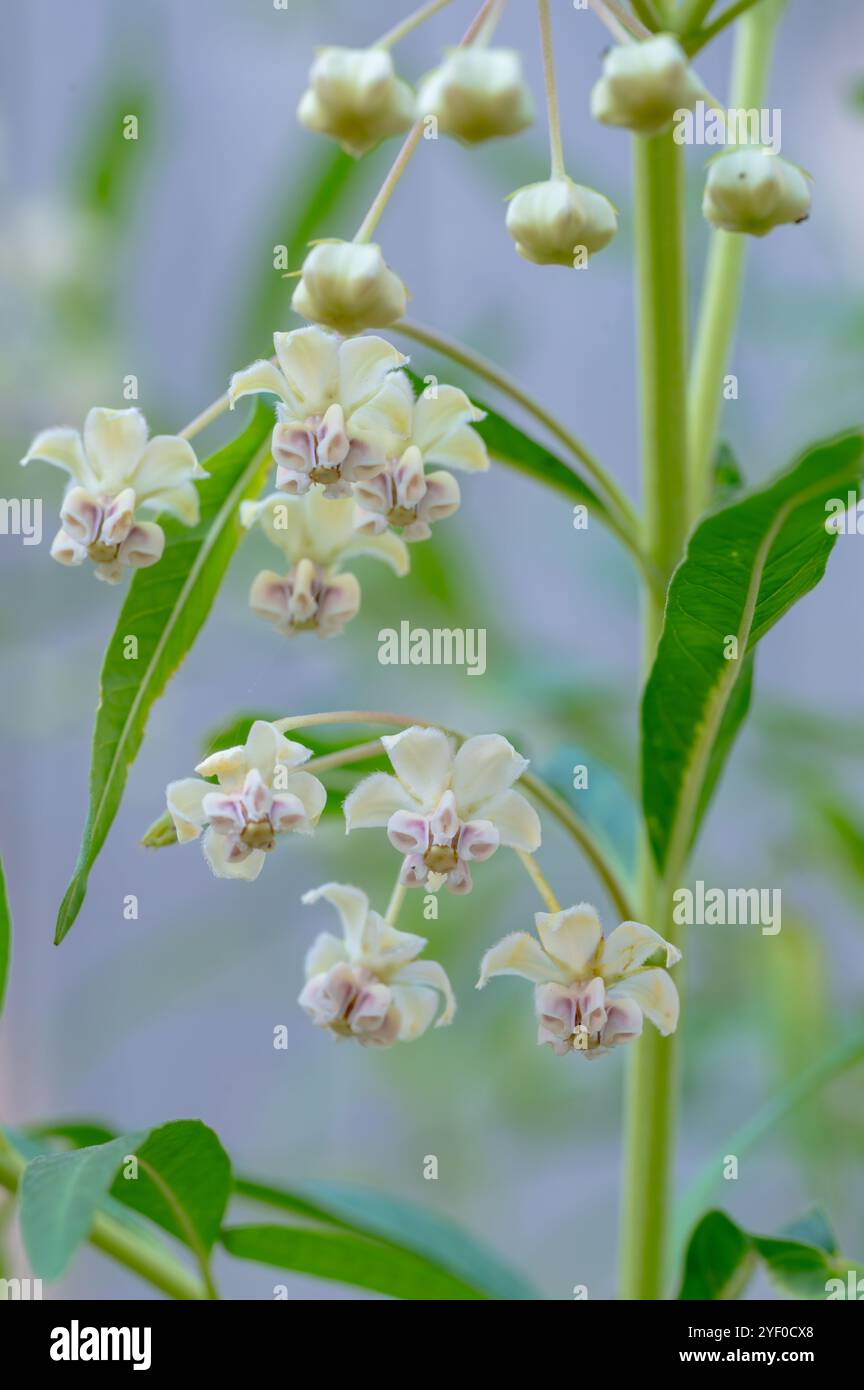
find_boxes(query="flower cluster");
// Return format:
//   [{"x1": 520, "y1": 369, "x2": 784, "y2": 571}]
[
  {"x1": 22, "y1": 407, "x2": 206, "y2": 583},
  {"x1": 230, "y1": 325, "x2": 487, "y2": 636}
]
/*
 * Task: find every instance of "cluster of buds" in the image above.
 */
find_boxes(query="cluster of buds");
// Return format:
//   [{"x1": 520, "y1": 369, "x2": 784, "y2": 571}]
[
  {"x1": 22, "y1": 407, "x2": 206, "y2": 583},
  {"x1": 298, "y1": 44, "x2": 534, "y2": 158},
  {"x1": 229, "y1": 326, "x2": 488, "y2": 635}
]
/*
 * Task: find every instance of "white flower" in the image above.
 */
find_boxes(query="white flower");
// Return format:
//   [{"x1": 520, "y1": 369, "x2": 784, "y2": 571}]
[
  {"x1": 344, "y1": 726, "x2": 541, "y2": 895},
  {"x1": 505, "y1": 177, "x2": 618, "y2": 266},
  {"x1": 478, "y1": 906, "x2": 681, "y2": 1059},
  {"x1": 299, "y1": 882, "x2": 455, "y2": 1047},
  {"x1": 229, "y1": 326, "x2": 413, "y2": 498},
  {"x1": 352, "y1": 385, "x2": 488, "y2": 541},
  {"x1": 417, "y1": 48, "x2": 534, "y2": 144},
  {"x1": 590, "y1": 35, "x2": 702, "y2": 136},
  {"x1": 21, "y1": 407, "x2": 206, "y2": 583},
  {"x1": 291, "y1": 240, "x2": 408, "y2": 336},
  {"x1": 297, "y1": 46, "x2": 415, "y2": 157},
  {"x1": 241, "y1": 487, "x2": 409, "y2": 638},
  {"x1": 166, "y1": 720, "x2": 326, "y2": 881},
  {"x1": 703, "y1": 148, "x2": 811, "y2": 236}
]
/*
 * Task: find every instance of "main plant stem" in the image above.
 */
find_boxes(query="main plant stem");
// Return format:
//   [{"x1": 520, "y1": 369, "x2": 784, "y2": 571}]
[{"x1": 619, "y1": 132, "x2": 690, "y2": 1301}]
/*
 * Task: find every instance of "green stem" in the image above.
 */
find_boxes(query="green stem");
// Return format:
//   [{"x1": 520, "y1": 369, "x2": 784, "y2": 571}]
[
  {"x1": 687, "y1": 0, "x2": 770, "y2": 52},
  {"x1": 619, "y1": 131, "x2": 690, "y2": 1302},
  {"x1": 687, "y1": 0, "x2": 784, "y2": 515},
  {"x1": 0, "y1": 1146, "x2": 206, "y2": 1301}
]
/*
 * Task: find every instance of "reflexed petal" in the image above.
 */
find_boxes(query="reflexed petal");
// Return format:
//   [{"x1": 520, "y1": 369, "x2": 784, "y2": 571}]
[
  {"x1": 83, "y1": 407, "x2": 148, "y2": 489},
  {"x1": 278, "y1": 770, "x2": 326, "y2": 829},
  {"x1": 600, "y1": 995, "x2": 643, "y2": 1048},
  {"x1": 347, "y1": 372, "x2": 414, "y2": 452},
  {"x1": 457, "y1": 818, "x2": 499, "y2": 861},
  {"x1": 535, "y1": 981, "x2": 578, "y2": 1039},
  {"x1": 393, "y1": 959, "x2": 456, "y2": 1026},
  {"x1": 50, "y1": 528, "x2": 87, "y2": 567},
  {"x1": 340, "y1": 526, "x2": 410, "y2": 576},
  {"x1": 425, "y1": 423, "x2": 489, "y2": 472},
  {"x1": 100, "y1": 487, "x2": 136, "y2": 545},
  {"x1": 381, "y1": 726, "x2": 452, "y2": 806},
  {"x1": 195, "y1": 744, "x2": 246, "y2": 784},
  {"x1": 607, "y1": 968, "x2": 679, "y2": 1036},
  {"x1": 452, "y1": 733, "x2": 527, "y2": 811},
  {"x1": 476, "y1": 931, "x2": 562, "y2": 987},
  {"x1": 142, "y1": 482, "x2": 200, "y2": 525},
  {"x1": 318, "y1": 573, "x2": 361, "y2": 638},
  {"x1": 536, "y1": 904, "x2": 603, "y2": 977},
  {"x1": 600, "y1": 920, "x2": 681, "y2": 981},
  {"x1": 202, "y1": 827, "x2": 265, "y2": 880},
  {"x1": 391, "y1": 984, "x2": 440, "y2": 1041},
  {"x1": 343, "y1": 770, "x2": 416, "y2": 828},
  {"x1": 387, "y1": 810, "x2": 429, "y2": 855},
  {"x1": 244, "y1": 719, "x2": 283, "y2": 780},
  {"x1": 472, "y1": 789, "x2": 540, "y2": 852},
  {"x1": 302, "y1": 881, "x2": 371, "y2": 956},
  {"x1": 411, "y1": 385, "x2": 484, "y2": 453},
  {"x1": 228, "y1": 359, "x2": 290, "y2": 407},
  {"x1": 166, "y1": 777, "x2": 210, "y2": 842},
  {"x1": 364, "y1": 918, "x2": 427, "y2": 969},
  {"x1": 338, "y1": 334, "x2": 408, "y2": 412},
  {"x1": 133, "y1": 435, "x2": 203, "y2": 501},
  {"x1": 303, "y1": 931, "x2": 348, "y2": 979},
  {"x1": 119, "y1": 521, "x2": 165, "y2": 569},
  {"x1": 273, "y1": 326, "x2": 340, "y2": 412},
  {"x1": 22, "y1": 426, "x2": 92, "y2": 486},
  {"x1": 269, "y1": 792, "x2": 307, "y2": 831},
  {"x1": 419, "y1": 471, "x2": 461, "y2": 524}
]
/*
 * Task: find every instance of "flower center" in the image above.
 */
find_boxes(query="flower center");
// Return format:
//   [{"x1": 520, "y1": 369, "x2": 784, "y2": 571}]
[
  {"x1": 309, "y1": 464, "x2": 342, "y2": 484},
  {"x1": 424, "y1": 840, "x2": 459, "y2": 874},
  {"x1": 239, "y1": 818, "x2": 276, "y2": 851},
  {"x1": 387, "y1": 504, "x2": 417, "y2": 528},
  {"x1": 87, "y1": 540, "x2": 121, "y2": 563}
]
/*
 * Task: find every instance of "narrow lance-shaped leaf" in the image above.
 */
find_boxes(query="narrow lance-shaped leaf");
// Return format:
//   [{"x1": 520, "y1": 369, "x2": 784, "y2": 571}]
[
  {"x1": 110, "y1": 1120, "x2": 232, "y2": 1257},
  {"x1": 679, "y1": 1208, "x2": 863, "y2": 1301},
  {"x1": 642, "y1": 429, "x2": 864, "y2": 873},
  {"x1": 55, "y1": 401, "x2": 274, "y2": 944}
]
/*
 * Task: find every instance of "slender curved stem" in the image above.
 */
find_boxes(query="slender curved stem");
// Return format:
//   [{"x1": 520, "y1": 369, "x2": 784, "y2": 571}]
[
  {"x1": 179, "y1": 391, "x2": 231, "y2": 442},
  {"x1": 687, "y1": 0, "x2": 784, "y2": 515},
  {"x1": 587, "y1": 0, "x2": 644, "y2": 43},
  {"x1": 0, "y1": 1144, "x2": 206, "y2": 1301},
  {"x1": 630, "y1": 0, "x2": 662, "y2": 29},
  {"x1": 676, "y1": 0, "x2": 717, "y2": 34},
  {"x1": 687, "y1": 0, "x2": 769, "y2": 52},
  {"x1": 393, "y1": 318, "x2": 641, "y2": 538},
  {"x1": 274, "y1": 710, "x2": 636, "y2": 920},
  {"x1": 515, "y1": 850, "x2": 561, "y2": 912},
  {"x1": 374, "y1": 0, "x2": 453, "y2": 49},
  {"x1": 537, "y1": 0, "x2": 565, "y2": 178},
  {"x1": 385, "y1": 878, "x2": 408, "y2": 925}
]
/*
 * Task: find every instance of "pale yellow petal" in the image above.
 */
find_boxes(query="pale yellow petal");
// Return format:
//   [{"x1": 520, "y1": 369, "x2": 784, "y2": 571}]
[
  {"x1": 536, "y1": 904, "x2": 603, "y2": 977},
  {"x1": 476, "y1": 931, "x2": 561, "y2": 987}
]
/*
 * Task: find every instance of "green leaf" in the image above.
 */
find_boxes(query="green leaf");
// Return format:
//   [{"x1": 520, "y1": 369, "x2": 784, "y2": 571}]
[
  {"x1": 235, "y1": 1176, "x2": 538, "y2": 1300},
  {"x1": 110, "y1": 1120, "x2": 232, "y2": 1257},
  {"x1": 20, "y1": 1133, "x2": 144, "y2": 1280},
  {"x1": 55, "y1": 401, "x2": 274, "y2": 943},
  {"x1": 779, "y1": 1209, "x2": 838, "y2": 1257},
  {"x1": 0, "y1": 854, "x2": 9, "y2": 1022},
  {"x1": 679, "y1": 1209, "x2": 862, "y2": 1301},
  {"x1": 221, "y1": 1224, "x2": 487, "y2": 1301},
  {"x1": 26, "y1": 1121, "x2": 117, "y2": 1151},
  {"x1": 642, "y1": 429, "x2": 864, "y2": 872}
]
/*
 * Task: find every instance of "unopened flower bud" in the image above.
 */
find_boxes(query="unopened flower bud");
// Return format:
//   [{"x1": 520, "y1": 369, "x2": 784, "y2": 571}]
[
  {"x1": 291, "y1": 240, "x2": 408, "y2": 335},
  {"x1": 417, "y1": 48, "x2": 534, "y2": 145},
  {"x1": 702, "y1": 148, "x2": 811, "y2": 237},
  {"x1": 506, "y1": 177, "x2": 618, "y2": 266},
  {"x1": 590, "y1": 35, "x2": 702, "y2": 136},
  {"x1": 297, "y1": 46, "x2": 415, "y2": 157}
]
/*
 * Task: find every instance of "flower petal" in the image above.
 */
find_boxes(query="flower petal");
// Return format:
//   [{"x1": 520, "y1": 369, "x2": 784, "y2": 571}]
[
  {"x1": 133, "y1": 435, "x2": 203, "y2": 501},
  {"x1": 50, "y1": 528, "x2": 87, "y2": 567},
  {"x1": 118, "y1": 521, "x2": 165, "y2": 569},
  {"x1": 607, "y1": 968, "x2": 679, "y2": 1036},
  {"x1": 140, "y1": 482, "x2": 201, "y2": 525},
  {"x1": 83, "y1": 407, "x2": 148, "y2": 490},
  {"x1": 339, "y1": 526, "x2": 410, "y2": 576},
  {"x1": 472, "y1": 789, "x2": 540, "y2": 852},
  {"x1": 347, "y1": 372, "x2": 414, "y2": 453},
  {"x1": 195, "y1": 744, "x2": 246, "y2": 785},
  {"x1": 535, "y1": 904, "x2": 603, "y2": 977},
  {"x1": 244, "y1": 719, "x2": 283, "y2": 780},
  {"x1": 425, "y1": 423, "x2": 489, "y2": 473},
  {"x1": 476, "y1": 931, "x2": 562, "y2": 987},
  {"x1": 202, "y1": 827, "x2": 265, "y2": 880},
  {"x1": 166, "y1": 777, "x2": 210, "y2": 842},
  {"x1": 303, "y1": 931, "x2": 348, "y2": 979},
  {"x1": 338, "y1": 334, "x2": 408, "y2": 413},
  {"x1": 411, "y1": 386, "x2": 486, "y2": 464},
  {"x1": 278, "y1": 770, "x2": 326, "y2": 830},
  {"x1": 302, "y1": 881, "x2": 370, "y2": 958},
  {"x1": 600, "y1": 921, "x2": 682, "y2": 981},
  {"x1": 391, "y1": 984, "x2": 441, "y2": 1041},
  {"x1": 452, "y1": 733, "x2": 527, "y2": 812},
  {"x1": 393, "y1": 959, "x2": 456, "y2": 1026},
  {"x1": 22, "y1": 426, "x2": 92, "y2": 486},
  {"x1": 343, "y1": 771, "x2": 416, "y2": 829},
  {"x1": 228, "y1": 359, "x2": 290, "y2": 407},
  {"x1": 381, "y1": 726, "x2": 453, "y2": 806},
  {"x1": 273, "y1": 326, "x2": 340, "y2": 413}
]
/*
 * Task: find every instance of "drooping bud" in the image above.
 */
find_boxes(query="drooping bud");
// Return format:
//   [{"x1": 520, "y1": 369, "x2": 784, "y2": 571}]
[
  {"x1": 590, "y1": 35, "x2": 702, "y2": 136},
  {"x1": 702, "y1": 148, "x2": 811, "y2": 236},
  {"x1": 505, "y1": 177, "x2": 618, "y2": 266},
  {"x1": 291, "y1": 240, "x2": 408, "y2": 335},
  {"x1": 297, "y1": 46, "x2": 415, "y2": 157},
  {"x1": 416, "y1": 48, "x2": 534, "y2": 145}
]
